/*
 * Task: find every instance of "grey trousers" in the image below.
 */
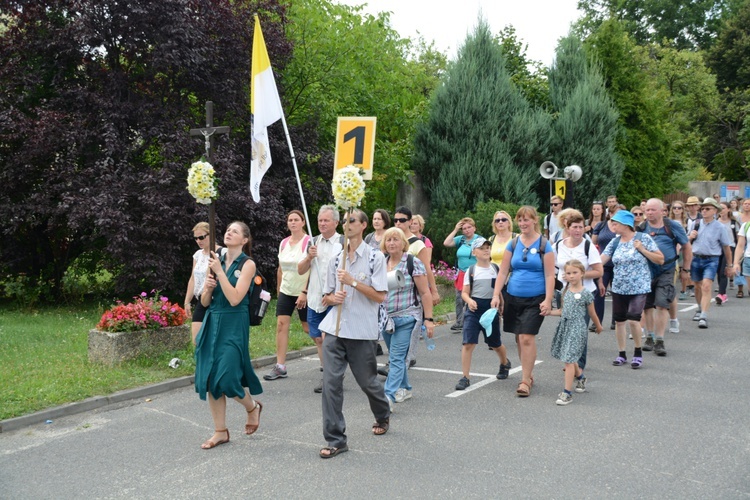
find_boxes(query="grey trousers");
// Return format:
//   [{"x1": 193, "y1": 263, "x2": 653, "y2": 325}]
[
  {"x1": 322, "y1": 334, "x2": 390, "y2": 448},
  {"x1": 455, "y1": 288, "x2": 466, "y2": 326}
]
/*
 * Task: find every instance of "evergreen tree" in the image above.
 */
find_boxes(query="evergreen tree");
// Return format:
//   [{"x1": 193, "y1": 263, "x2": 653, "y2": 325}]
[
  {"x1": 412, "y1": 18, "x2": 547, "y2": 213},
  {"x1": 547, "y1": 34, "x2": 623, "y2": 210}
]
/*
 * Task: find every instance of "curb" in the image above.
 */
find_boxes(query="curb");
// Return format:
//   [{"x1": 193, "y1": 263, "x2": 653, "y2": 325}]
[{"x1": 0, "y1": 316, "x2": 454, "y2": 433}]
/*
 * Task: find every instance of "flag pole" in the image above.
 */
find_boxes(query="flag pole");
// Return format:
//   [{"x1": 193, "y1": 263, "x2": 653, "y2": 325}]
[{"x1": 278, "y1": 113, "x2": 313, "y2": 237}]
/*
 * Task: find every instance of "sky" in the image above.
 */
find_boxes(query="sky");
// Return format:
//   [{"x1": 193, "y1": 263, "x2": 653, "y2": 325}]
[{"x1": 336, "y1": 0, "x2": 583, "y2": 66}]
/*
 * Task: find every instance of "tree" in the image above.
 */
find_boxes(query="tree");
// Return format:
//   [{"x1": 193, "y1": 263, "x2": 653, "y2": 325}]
[
  {"x1": 547, "y1": 33, "x2": 623, "y2": 209},
  {"x1": 576, "y1": 0, "x2": 743, "y2": 50},
  {"x1": 282, "y1": 0, "x2": 446, "y2": 213},
  {"x1": 412, "y1": 18, "x2": 549, "y2": 214},
  {"x1": 495, "y1": 26, "x2": 550, "y2": 110},
  {"x1": 0, "y1": 0, "x2": 331, "y2": 299}
]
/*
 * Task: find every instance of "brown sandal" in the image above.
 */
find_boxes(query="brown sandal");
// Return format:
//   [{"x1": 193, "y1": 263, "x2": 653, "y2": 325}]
[
  {"x1": 245, "y1": 400, "x2": 263, "y2": 435},
  {"x1": 201, "y1": 428, "x2": 229, "y2": 449},
  {"x1": 736, "y1": 290, "x2": 744, "y2": 298},
  {"x1": 372, "y1": 418, "x2": 389, "y2": 435},
  {"x1": 516, "y1": 381, "x2": 531, "y2": 397}
]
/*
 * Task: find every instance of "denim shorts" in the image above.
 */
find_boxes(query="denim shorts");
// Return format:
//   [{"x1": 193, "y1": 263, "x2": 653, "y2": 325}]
[
  {"x1": 307, "y1": 307, "x2": 331, "y2": 339},
  {"x1": 691, "y1": 255, "x2": 720, "y2": 282}
]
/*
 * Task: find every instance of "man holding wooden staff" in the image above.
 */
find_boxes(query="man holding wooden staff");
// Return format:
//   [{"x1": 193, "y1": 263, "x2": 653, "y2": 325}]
[{"x1": 317, "y1": 209, "x2": 390, "y2": 458}]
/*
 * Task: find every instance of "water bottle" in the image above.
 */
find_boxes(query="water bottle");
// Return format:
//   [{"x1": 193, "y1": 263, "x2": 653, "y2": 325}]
[{"x1": 423, "y1": 324, "x2": 436, "y2": 351}]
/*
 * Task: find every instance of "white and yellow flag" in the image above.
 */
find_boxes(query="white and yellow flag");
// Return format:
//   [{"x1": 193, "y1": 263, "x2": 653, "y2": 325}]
[{"x1": 250, "y1": 15, "x2": 283, "y2": 203}]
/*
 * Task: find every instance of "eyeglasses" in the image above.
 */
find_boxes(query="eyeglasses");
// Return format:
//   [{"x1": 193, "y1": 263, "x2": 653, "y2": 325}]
[
  {"x1": 551, "y1": 202, "x2": 562, "y2": 206},
  {"x1": 194, "y1": 235, "x2": 208, "y2": 241},
  {"x1": 700, "y1": 207, "x2": 715, "y2": 211},
  {"x1": 494, "y1": 218, "x2": 509, "y2": 223},
  {"x1": 393, "y1": 217, "x2": 409, "y2": 224}
]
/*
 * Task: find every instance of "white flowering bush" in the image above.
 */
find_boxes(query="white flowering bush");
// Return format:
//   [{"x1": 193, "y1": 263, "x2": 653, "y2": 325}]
[
  {"x1": 332, "y1": 165, "x2": 366, "y2": 210},
  {"x1": 187, "y1": 160, "x2": 218, "y2": 204}
]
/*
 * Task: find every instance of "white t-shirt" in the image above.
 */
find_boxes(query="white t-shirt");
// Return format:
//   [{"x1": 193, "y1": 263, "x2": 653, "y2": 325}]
[
  {"x1": 545, "y1": 212, "x2": 561, "y2": 238},
  {"x1": 278, "y1": 236, "x2": 311, "y2": 296},
  {"x1": 554, "y1": 238, "x2": 602, "y2": 293},
  {"x1": 462, "y1": 264, "x2": 497, "y2": 299},
  {"x1": 741, "y1": 222, "x2": 750, "y2": 259}
]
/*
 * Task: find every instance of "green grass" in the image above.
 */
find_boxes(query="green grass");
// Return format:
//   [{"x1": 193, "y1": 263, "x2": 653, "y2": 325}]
[{"x1": 0, "y1": 296, "x2": 454, "y2": 420}]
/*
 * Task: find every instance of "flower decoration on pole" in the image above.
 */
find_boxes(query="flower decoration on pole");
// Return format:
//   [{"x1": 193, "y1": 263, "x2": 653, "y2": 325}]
[
  {"x1": 331, "y1": 165, "x2": 366, "y2": 210},
  {"x1": 187, "y1": 160, "x2": 219, "y2": 204}
]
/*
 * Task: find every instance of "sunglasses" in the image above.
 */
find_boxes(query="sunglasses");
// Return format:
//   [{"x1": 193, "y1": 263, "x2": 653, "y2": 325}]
[
  {"x1": 593, "y1": 200, "x2": 603, "y2": 204},
  {"x1": 194, "y1": 235, "x2": 208, "y2": 241},
  {"x1": 494, "y1": 218, "x2": 509, "y2": 223},
  {"x1": 393, "y1": 217, "x2": 410, "y2": 224},
  {"x1": 348, "y1": 218, "x2": 357, "y2": 223},
  {"x1": 522, "y1": 247, "x2": 529, "y2": 262},
  {"x1": 700, "y1": 207, "x2": 715, "y2": 211},
  {"x1": 673, "y1": 206, "x2": 683, "y2": 210},
  {"x1": 551, "y1": 202, "x2": 562, "y2": 206},
  {"x1": 632, "y1": 212, "x2": 643, "y2": 216}
]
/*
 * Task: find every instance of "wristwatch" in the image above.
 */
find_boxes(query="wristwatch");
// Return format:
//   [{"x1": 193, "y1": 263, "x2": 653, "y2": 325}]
[
  {"x1": 351, "y1": 280, "x2": 358, "y2": 289},
  {"x1": 424, "y1": 317, "x2": 434, "y2": 322}
]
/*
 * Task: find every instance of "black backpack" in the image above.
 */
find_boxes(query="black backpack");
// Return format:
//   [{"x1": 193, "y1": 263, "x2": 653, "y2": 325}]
[{"x1": 236, "y1": 255, "x2": 270, "y2": 326}]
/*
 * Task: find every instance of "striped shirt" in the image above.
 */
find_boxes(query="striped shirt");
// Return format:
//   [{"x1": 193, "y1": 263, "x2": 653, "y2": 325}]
[{"x1": 319, "y1": 241, "x2": 388, "y2": 340}]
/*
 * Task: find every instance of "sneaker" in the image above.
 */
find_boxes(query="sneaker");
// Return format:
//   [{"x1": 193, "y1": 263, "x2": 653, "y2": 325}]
[
  {"x1": 409, "y1": 359, "x2": 417, "y2": 368},
  {"x1": 715, "y1": 294, "x2": 727, "y2": 305},
  {"x1": 394, "y1": 388, "x2": 412, "y2": 402},
  {"x1": 574, "y1": 376, "x2": 587, "y2": 393},
  {"x1": 263, "y1": 365, "x2": 288, "y2": 380},
  {"x1": 387, "y1": 396, "x2": 395, "y2": 412},
  {"x1": 643, "y1": 337, "x2": 654, "y2": 351},
  {"x1": 556, "y1": 392, "x2": 573, "y2": 406},
  {"x1": 689, "y1": 288, "x2": 695, "y2": 297},
  {"x1": 588, "y1": 324, "x2": 596, "y2": 332},
  {"x1": 679, "y1": 291, "x2": 688, "y2": 300},
  {"x1": 450, "y1": 323, "x2": 463, "y2": 332},
  {"x1": 610, "y1": 321, "x2": 616, "y2": 330},
  {"x1": 377, "y1": 364, "x2": 389, "y2": 377},
  {"x1": 455, "y1": 377, "x2": 470, "y2": 390},
  {"x1": 698, "y1": 317, "x2": 708, "y2": 329},
  {"x1": 730, "y1": 280, "x2": 735, "y2": 290},
  {"x1": 692, "y1": 311, "x2": 702, "y2": 321},
  {"x1": 654, "y1": 340, "x2": 667, "y2": 356},
  {"x1": 669, "y1": 319, "x2": 680, "y2": 334},
  {"x1": 496, "y1": 361, "x2": 511, "y2": 380},
  {"x1": 313, "y1": 379, "x2": 323, "y2": 393},
  {"x1": 376, "y1": 343, "x2": 384, "y2": 356}
]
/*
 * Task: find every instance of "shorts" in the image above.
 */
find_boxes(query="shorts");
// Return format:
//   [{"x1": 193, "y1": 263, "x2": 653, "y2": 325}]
[
  {"x1": 462, "y1": 298, "x2": 502, "y2": 348},
  {"x1": 645, "y1": 270, "x2": 676, "y2": 310},
  {"x1": 611, "y1": 293, "x2": 647, "y2": 322},
  {"x1": 502, "y1": 292, "x2": 546, "y2": 335},
  {"x1": 276, "y1": 292, "x2": 308, "y2": 322},
  {"x1": 191, "y1": 299, "x2": 207, "y2": 323},
  {"x1": 307, "y1": 306, "x2": 331, "y2": 339},
  {"x1": 743, "y1": 258, "x2": 750, "y2": 277},
  {"x1": 691, "y1": 255, "x2": 720, "y2": 282}
]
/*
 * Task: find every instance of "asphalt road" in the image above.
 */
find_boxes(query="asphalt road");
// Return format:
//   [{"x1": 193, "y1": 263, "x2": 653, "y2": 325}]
[{"x1": 1, "y1": 295, "x2": 748, "y2": 499}]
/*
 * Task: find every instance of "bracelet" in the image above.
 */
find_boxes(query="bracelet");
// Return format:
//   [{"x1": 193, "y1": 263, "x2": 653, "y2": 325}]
[
  {"x1": 424, "y1": 317, "x2": 434, "y2": 322},
  {"x1": 301, "y1": 291, "x2": 307, "y2": 294}
]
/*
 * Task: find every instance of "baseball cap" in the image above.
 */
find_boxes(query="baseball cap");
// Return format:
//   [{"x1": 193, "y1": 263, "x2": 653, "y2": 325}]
[{"x1": 471, "y1": 237, "x2": 490, "y2": 251}]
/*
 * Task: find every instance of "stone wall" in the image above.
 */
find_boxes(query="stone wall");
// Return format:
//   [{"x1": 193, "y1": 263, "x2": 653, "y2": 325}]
[{"x1": 88, "y1": 325, "x2": 190, "y2": 365}]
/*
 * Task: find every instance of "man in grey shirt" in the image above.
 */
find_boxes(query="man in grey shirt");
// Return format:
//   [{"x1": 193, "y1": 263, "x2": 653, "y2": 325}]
[
  {"x1": 318, "y1": 209, "x2": 390, "y2": 458},
  {"x1": 688, "y1": 198, "x2": 732, "y2": 329}
]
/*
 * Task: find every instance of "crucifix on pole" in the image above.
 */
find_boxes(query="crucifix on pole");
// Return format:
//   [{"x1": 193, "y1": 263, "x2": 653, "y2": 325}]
[{"x1": 190, "y1": 101, "x2": 230, "y2": 256}]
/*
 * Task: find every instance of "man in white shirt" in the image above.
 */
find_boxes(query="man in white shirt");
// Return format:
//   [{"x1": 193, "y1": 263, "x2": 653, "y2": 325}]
[
  {"x1": 544, "y1": 195, "x2": 564, "y2": 240},
  {"x1": 298, "y1": 205, "x2": 343, "y2": 393}
]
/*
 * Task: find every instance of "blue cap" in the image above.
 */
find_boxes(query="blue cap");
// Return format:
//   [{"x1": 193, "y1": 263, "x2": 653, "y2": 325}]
[
  {"x1": 611, "y1": 210, "x2": 635, "y2": 230},
  {"x1": 471, "y1": 237, "x2": 490, "y2": 251},
  {"x1": 479, "y1": 308, "x2": 497, "y2": 337}
]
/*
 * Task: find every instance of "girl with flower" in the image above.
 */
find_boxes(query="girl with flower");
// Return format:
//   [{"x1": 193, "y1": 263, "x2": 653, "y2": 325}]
[{"x1": 195, "y1": 221, "x2": 263, "y2": 449}]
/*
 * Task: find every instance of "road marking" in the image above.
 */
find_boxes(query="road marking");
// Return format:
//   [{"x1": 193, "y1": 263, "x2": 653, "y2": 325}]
[
  {"x1": 444, "y1": 360, "x2": 543, "y2": 398},
  {"x1": 679, "y1": 304, "x2": 698, "y2": 312}
]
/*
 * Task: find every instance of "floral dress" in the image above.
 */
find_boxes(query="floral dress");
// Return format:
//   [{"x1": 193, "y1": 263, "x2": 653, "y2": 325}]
[{"x1": 550, "y1": 288, "x2": 593, "y2": 363}]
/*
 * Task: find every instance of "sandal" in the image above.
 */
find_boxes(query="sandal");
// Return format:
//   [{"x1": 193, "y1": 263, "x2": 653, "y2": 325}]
[
  {"x1": 372, "y1": 418, "x2": 389, "y2": 436},
  {"x1": 319, "y1": 445, "x2": 349, "y2": 458},
  {"x1": 245, "y1": 400, "x2": 263, "y2": 435},
  {"x1": 736, "y1": 291, "x2": 744, "y2": 298},
  {"x1": 201, "y1": 428, "x2": 229, "y2": 449},
  {"x1": 612, "y1": 356, "x2": 627, "y2": 366},
  {"x1": 516, "y1": 381, "x2": 531, "y2": 397},
  {"x1": 630, "y1": 356, "x2": 643, "y2": 369}
]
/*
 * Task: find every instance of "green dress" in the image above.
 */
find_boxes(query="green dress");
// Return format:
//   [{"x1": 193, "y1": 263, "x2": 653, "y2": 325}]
[{"x1": 195, "y1": 252, "x2": 263, "y2": 400}]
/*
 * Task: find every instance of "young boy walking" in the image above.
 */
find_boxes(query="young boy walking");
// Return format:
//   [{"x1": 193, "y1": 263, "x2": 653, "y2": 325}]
[{"x1": 455, "y1": 237, "x2": 511, "y2": 390}]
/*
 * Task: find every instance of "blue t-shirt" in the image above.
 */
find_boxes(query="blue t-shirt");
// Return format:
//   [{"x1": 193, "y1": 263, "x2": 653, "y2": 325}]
[
  {"x1": 454, "y1": 234, "x2": 481, "y2": 271},
  {"x1": 593, "y1": 221, "x2": 617, "y2": 268},
  {"x1": 506, "y1": 236, "x2": 554, "y2": 298},
  {"x1": 642, "y1": 219, "x2": 688, "y2": 273}
]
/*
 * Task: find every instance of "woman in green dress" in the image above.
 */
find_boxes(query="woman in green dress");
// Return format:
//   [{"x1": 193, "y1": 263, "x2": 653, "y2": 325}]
[{"x1": 195, "y1": 221, "x2": 263, "y2": 449}]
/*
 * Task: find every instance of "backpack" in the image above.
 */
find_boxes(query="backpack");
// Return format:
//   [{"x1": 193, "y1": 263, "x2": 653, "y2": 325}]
[
  {"x1": 407, "y1": 236, "x2": 420, "y2": 245},
  {"x1": 235, "y1": 255, "x2": 271, "y2": 326},
  {"x1": 467, "y1": 263, "x2": 500, "y2": 290},
  {"x1": 280, "y1": 234, "x2": 311, "y2": 253},
  {"x1": 608, "y1": 232, "x2": 660, "y2": 279},
  {"x1": 554, "y1": 238, "x2": 592, "y2": 290},
  {"x1": 637, "y1": 219, "x2": 680, "y2": 267}
]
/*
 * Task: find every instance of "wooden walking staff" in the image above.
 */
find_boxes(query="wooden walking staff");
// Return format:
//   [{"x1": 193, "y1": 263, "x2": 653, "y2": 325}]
[
  {"x1": 190, "y1": 101, "x2": 230, "y2": 258},
  {"x1": 330, "y1": 166, "x2": 367, "y2": 337}
]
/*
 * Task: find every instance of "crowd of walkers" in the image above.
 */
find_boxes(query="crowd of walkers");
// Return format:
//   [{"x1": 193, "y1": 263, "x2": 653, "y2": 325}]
[{"x1": 184, "y1": 193, "x2": 750, "y2": 456}]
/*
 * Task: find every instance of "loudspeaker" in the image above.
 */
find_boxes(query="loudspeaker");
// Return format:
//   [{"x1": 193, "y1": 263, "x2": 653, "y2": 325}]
[{"x1": 539, "y1": 161, "x2": 558, "y2": 179}]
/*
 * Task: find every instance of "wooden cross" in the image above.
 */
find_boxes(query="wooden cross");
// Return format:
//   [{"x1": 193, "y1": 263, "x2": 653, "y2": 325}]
[{"x1": 190, "y1": 101, "x2": 230, "y2": 256}]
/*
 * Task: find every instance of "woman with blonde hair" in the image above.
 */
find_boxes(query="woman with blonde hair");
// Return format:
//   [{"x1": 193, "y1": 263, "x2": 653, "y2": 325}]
[
  {"x1": 185, "y1": 222, "x2": 223, "y2": 344},
  {"x1": 491, "y1": 206, "x2": 555, "y2": 397},
  {"x1": 490, "y1": 210, "x2": 516, "y2": 266}
]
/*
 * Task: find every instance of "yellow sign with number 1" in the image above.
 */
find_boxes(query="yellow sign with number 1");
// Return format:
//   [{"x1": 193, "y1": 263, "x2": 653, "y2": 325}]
[
  {"x1": 554, "y1": 179, "x2": 566, "y2": 200},
  {"x1": 334, "y1": 117, "x2": 377, "y2": 180}
]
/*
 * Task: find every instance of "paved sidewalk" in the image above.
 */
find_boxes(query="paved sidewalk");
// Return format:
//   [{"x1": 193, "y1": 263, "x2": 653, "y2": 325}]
[{"x1": 1, "y1": 302, "x2": 748, "y2": 499}]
